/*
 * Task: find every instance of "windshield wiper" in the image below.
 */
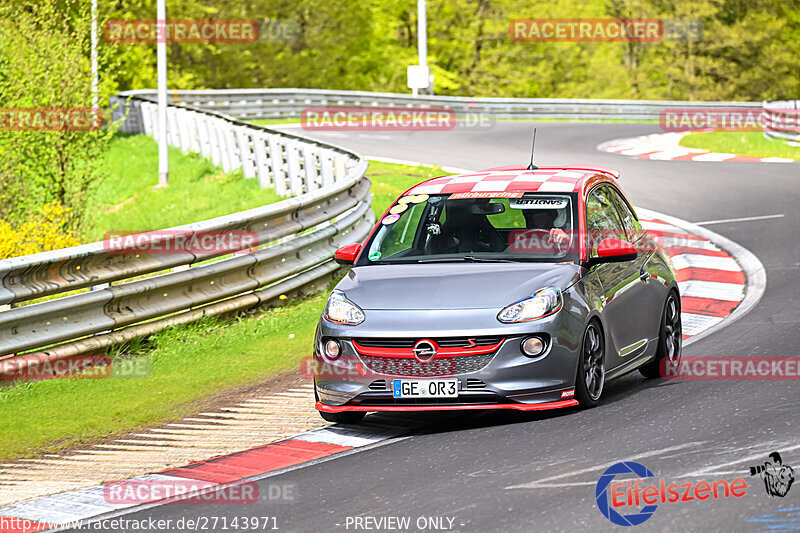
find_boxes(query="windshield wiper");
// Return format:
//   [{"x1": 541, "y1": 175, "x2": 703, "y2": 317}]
[
  {"x1": 417, "y1": 256, "x2": 514, "y2": 263},
  {"x1": 463, "y1": 255, "x2": 514, "y2": 263}
]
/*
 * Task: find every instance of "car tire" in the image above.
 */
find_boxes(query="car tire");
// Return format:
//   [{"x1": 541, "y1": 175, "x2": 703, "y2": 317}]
[
  {"x1": 318, "y1": 410, "x2": 366, "y2": 424},
  {"x1": 640, "y1": 291, "x2": 682, "y2": 379},
  {"x1": 575, "y1": 321, "x2": 605, "y2": 408}
]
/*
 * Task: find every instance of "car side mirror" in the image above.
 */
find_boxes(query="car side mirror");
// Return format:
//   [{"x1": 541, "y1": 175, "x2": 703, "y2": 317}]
[
  {"x1": 334, "y1": 243, "x2": 362, "y2": 265},
  {"x1": 583, "y1": 238, "x2": 637, "y2": 269}
]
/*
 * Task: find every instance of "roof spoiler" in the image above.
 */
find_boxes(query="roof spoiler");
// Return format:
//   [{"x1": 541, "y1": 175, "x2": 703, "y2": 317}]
[{"x1": 479, "y1": 165, "x2": 620, "y2": 179}]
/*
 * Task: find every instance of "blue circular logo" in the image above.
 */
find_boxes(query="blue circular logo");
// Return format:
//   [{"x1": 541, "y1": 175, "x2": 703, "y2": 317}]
[{"x1": 595, "y1": 461, "x2": 658, "y2": 526}]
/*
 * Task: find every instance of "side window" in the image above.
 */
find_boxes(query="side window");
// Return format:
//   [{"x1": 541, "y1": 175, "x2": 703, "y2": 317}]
[
  {"x1": 585, "y1": 186, "x2": 626, "y2": 256},
  {"x1": 605, "y1": 186, "x2": 643, "y2": 241},
  {"x1": 369, "y1": 202, "x2": 426, "y2": 259}
]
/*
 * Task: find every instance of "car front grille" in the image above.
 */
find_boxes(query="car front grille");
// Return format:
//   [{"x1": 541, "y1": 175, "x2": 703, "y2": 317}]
[
  {"x1": 354, "y1": 336, "x2": 503, "y2": 349},
  {"x1": 357, "y1": 352, "x2": 495, "y2": 377},
  {"x1": 465, "y1": 378, "x2": 487, "y2": 390},
  {"x1": 368, "y1": 379, "x2": 387, "y2": 391}
]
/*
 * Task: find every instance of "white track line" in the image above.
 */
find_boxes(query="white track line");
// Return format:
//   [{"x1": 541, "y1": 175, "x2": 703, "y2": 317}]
[{"x1": 695, "y1": 213, "x2": 785, "y2": 226}]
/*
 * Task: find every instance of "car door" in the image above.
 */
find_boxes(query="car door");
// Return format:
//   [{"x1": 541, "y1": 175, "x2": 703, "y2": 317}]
[
  {"x1": 606, "y1": 186, "x2": 665, "y2": 347},
  {"x1": 585, "y1": 185, "x2": 650, "y2": 369}
]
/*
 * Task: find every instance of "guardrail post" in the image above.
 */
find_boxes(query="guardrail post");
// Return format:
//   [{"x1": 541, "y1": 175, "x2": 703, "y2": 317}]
[
  {"x1": 209, "y1": 118, "x2": 223, "y2": 166},
  {"x1": 197, "y1": 115, "x2": 212, "y2": 158},
  {"x1": 334, "y1": 155, "x2": 347, "y2": 182},
  {"x1": 320, "y1": 151, "x2": 335, "y2": 187},
  {"x1": 236, "y1": 127, "x2": 256, "y2": 178},
  {"x1": 268, "y1": 136, "x2": 289, "y2": 196},
  {"x1": 187, "y1": 112, "x2": 202, "y2": 153},
  {"x1": 253, "y1": 133, "x2": 272, "y2": 188},
  {"x1": 287, "y1": 142, "x2": 304, "y2": 196},
  {"x1": 143, "y1": 102, "x2": 157, "y2": 137},
  {"x1": 303, "y1": 146, "x2": 320, "y2": 192},
  {"x1": 176, "y1": 108, "x2": 193, "y2": 153},
  {"x1": 226, "y1": 123, "x2": 242, "y2": 170},
  {"x1": 167, "y1": 107, "x2": 181, "y2": 146}
]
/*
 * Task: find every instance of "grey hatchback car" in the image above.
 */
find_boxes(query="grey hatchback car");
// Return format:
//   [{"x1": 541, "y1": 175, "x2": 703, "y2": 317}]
[{"x1": 313, "y1": 165, "x2": 682, "y2": 423}]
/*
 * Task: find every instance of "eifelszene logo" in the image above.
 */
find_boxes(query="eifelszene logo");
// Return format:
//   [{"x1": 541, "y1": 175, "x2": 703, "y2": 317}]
[{"x1": 595, "y1": 461, "x2": 747, "y2": 526}]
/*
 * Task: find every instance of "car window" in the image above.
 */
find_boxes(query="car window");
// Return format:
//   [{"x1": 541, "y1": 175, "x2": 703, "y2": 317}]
[
  {"x1": 358, "y1": 193, "x2": 578, "y2": 264},
  {"x1": 585, "y1": 185, "x2": 627, "y2": 256},
  {"x1": 605, "y1": 186, "x2": 643, "y2": 241},
  {"x1": 367, "y1": 201, "x2": 427, "y2": 259}
]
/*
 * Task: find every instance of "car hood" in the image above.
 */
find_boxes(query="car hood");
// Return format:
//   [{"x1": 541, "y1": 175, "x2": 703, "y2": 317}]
[{"x1": 336, "y1": 262, "x2": 582, "y2": 310}]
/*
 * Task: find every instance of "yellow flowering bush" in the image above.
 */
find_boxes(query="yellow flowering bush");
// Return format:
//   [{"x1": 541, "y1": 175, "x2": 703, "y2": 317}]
[{"x1": 0, "y1": 202, "x2": 80, "y2": 259}]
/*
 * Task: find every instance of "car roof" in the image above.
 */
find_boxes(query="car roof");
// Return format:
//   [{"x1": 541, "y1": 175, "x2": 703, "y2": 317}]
[{"x1": 403, "y1": 165, "x2": 620, "y2": 197}]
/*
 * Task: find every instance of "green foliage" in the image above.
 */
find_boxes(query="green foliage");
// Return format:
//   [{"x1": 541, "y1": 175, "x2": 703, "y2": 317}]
[
  {"x1": 0, "y1": 2, "x2": 119, "y2": 228},
  {"x1": 93, "y1": 0, "x2": 799, "y2": 101}
]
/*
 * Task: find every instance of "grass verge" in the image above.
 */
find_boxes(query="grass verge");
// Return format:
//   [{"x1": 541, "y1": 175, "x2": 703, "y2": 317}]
[
  {"x1": 679, "y1": 132, "x2": 800, "y2": 161},
  {"x1": 82, "y1": 134, "x2": 282, "y2": 242},
  {"x1": 0, "y1": 160, "x2": 451, "y2": 462}
]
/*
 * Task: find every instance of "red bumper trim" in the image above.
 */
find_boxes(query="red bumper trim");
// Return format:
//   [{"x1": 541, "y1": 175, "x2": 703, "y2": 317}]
[{"x1": 316, "y1": 399, "x2": 579, "y2": 413}]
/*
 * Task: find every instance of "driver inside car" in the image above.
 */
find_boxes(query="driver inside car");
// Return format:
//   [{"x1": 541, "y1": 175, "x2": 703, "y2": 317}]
[{"x1": 522, "y1": 208, "x2": 571, "y2": 250}]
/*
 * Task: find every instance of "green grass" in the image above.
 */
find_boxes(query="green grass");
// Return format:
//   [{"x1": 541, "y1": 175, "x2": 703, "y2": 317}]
[
  {"x1": 250, "y1": 117, "x2": 303, "y2": 125},
  {"x1": 0, "y1": 160, "x2": 451, "y2": 462},
  {"x1": 82, "y1": 134, "x2": 282, "y2": 242},
  {"x1": 0, "y1": 297, "x2": 325, "y2": 461},
  {"x1": 365, "y1": 160, "x2": 449, "y2": 219},
  {"x1": 679, "y1": 132, "x2": 800, "y2": 161}
]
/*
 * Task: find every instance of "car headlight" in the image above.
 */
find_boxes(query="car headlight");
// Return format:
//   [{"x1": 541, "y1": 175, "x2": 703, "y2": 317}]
[
  {"x1": 324, "y1": 290, "x2": 365, "y2": 325},
  {"x1": 497, "y1": 287, "x2": 562, "y2": 323}
]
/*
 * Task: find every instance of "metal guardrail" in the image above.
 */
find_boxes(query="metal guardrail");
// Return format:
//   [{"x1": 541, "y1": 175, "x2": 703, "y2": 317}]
[
  {"x1": 763, "y1": 100, "x2": 800, "y2": 142},
  {"x1": 125, "y1": 88, "x2": 761, "y2": 121},
  {"x1": 0, "y1": 92, "x2": 373, "y2": 360}
]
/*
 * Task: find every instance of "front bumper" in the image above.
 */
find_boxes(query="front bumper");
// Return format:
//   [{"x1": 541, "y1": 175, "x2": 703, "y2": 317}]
[
  {"x1": 316, "y1": 399, "x2": 579, "y2": 412},
  {"x1": 314, "y1": 307, "x2": 584, "y2": 411}
]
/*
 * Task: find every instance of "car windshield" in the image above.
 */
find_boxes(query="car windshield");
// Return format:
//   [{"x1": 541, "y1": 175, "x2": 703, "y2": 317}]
[{"x1": 357, "y1": 192, "x2": 579, "y2": 265}]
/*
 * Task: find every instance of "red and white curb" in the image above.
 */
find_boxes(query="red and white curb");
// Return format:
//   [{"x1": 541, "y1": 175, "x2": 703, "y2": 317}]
[
  {"x1": 598, "y1": 132, "x2": 796, "y2": 163},
  {"x1": 638, "y1": 208, "x2": 765, "y2": 346},
  {"x1": 0, "y1": 424, "x2": 410, "y2": 532}
]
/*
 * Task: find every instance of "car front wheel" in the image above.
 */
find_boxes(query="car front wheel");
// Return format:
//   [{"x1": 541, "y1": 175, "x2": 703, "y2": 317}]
[{"x1": 575, "y1": 321, "x2": 605, "y2": 407}]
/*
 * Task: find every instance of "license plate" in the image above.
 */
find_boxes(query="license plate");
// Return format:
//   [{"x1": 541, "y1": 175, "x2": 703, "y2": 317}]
[{"x1": 392, "y1": 379, "x2": 458, "y2": 398}]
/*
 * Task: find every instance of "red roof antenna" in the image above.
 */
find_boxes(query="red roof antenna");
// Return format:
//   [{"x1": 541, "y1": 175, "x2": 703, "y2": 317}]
[{"x1": 526, "y1": 128, "x2": 538, "y2": 170}]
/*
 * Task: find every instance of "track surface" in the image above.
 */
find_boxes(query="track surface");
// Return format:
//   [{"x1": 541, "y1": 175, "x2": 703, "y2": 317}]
[{"x1": 75, "y1": 123, "x2": 799, "y2": 532}]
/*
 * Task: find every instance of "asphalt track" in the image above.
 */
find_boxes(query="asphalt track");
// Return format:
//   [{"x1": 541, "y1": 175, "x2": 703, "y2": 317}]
[{"x1": 70, "y1": 123, "x2": 800, "y2": 532}]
